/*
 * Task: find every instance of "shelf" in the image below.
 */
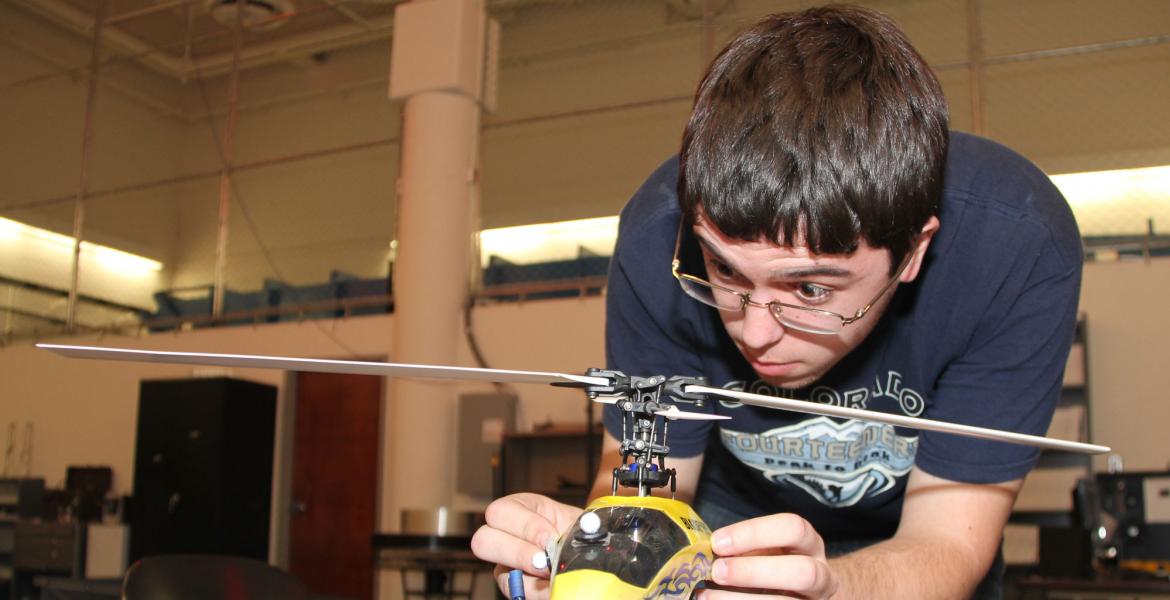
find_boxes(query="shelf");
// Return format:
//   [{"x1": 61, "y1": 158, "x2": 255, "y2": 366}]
[
  {"x1": 500, "y1": 426, "x2": 602, "y2": 507},
  {"x1": 1007, "y1": 316, "x2": 1092, "y2": 580},
  {"x1": 1009, "y1": 511, "x2": 1074, "y2": 527}
]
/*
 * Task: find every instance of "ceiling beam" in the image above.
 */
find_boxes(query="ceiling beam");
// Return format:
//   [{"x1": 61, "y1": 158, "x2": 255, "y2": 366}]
[
  {"x1": 9, "y1": 0, "x2": 184, "y2": 77},
  {"x1": 106, "y1": 0, "x2": 200, "y2": 26}
]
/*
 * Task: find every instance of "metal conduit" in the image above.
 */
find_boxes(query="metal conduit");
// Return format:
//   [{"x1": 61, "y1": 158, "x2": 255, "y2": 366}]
[
  {"x1": 966, "y1": 0, "x2": 985, "y2": 136},
  {"x1": 0, "y1": 93, "x2": 694, "y2": 214},
  {"x1": 66, "y1": 0, "x2": 107, "y2": 333},
  {"x1": 211, "y1": 0, "x2": 246, "y2": 318}
]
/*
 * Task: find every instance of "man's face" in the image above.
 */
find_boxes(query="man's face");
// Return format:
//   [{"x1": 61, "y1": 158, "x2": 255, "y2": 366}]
[{"x1": 691, "y1": 215, "x2": 936, "y2": 389}]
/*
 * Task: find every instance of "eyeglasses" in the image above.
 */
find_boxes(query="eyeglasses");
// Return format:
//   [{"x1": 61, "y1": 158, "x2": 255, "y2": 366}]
[{"x1": 670, "y1": 221, "x2": 911, "y2": 335}]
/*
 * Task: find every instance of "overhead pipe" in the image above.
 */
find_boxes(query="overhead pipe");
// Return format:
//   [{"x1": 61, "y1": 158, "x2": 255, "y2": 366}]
[
  {"x1": 211, "y1": 0, "x2": 246, "y2": 319},
  {"x1": 0, "y1": 37, "x2": 186, "y2": 120},
  {"x1": 9, "y1": 0, "x2": 1167, "y2": 122},
  {"x1": 322, "y1": 0, "x2": 380, "y2": 31},
  {"x1": 8, "y1": 0, "x2": 394, "y2": 83},
  {"x1": 67, "y1": 0, "x2": 108, "y2": 333},
  {"x1": 966, "y1": 0, "x2": 985, "y2": 136},
  {"x1": 698, "y1": 0, "x2": 717, "y2": 69},
  {"x1": 934, "y1": 33, "x2": 1170, "y2": 71},
  {"x1": 9, "y1": 0, "x2": 183, "y2": 77},
  {"x1": 2, "y1": 93, "x2": 692, "y2": 215},
  {"x1": 105, "y1": 0, "x2": 200, "y2": 25}
]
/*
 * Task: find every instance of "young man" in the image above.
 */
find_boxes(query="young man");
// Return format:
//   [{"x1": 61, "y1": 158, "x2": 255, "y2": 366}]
[{"x1": 472, "y1": 6, "x2": 1081, "y2": 599}]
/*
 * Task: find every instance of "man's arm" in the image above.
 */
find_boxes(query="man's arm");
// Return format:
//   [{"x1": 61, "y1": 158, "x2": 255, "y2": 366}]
[
  {"x1": 829, "y1": 467, "x2": 1020, "y2": 598},
  {"x1": 704, "y1": 466, "x2": 1021, "y2": 599},
  {"x1": 587, "y1": 429, "x2": 704, "y2": 503}
]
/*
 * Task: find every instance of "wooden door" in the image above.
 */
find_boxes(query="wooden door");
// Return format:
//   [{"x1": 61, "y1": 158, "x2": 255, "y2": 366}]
[{"x1": 290, "y1": 372, "x2": 381, "y2": 600}]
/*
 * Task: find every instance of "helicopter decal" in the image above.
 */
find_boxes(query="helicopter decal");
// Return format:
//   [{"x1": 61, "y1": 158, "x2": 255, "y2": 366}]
[
  {"x1": 647, "y1": 551, "x2": 712, "y2": 599},
  {"x1": 544, "y1": 496, "x2": 713, "y2": 600}
]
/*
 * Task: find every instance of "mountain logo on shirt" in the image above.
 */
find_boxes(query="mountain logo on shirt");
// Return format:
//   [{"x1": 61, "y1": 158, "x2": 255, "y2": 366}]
[{"x1": 719, "y1": 418, "x2": 918, "y2": 507}]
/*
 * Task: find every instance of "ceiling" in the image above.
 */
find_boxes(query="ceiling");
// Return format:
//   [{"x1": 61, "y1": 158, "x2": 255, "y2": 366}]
[
  {"x1": 7, "y1": 0, "x2": 401, "y2": 81},
  {"x1": 6, "y1": 0, "x2": 609, "y2": 84}
]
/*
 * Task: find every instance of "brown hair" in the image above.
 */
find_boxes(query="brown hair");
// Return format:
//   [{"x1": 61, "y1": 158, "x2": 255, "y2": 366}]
[{"x1": 678, "y1": 5, "x2": 949, "y2": 269}]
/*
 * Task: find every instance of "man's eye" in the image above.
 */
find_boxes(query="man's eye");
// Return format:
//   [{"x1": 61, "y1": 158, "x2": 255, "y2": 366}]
[
  {"x1": 796, "y1": 282, "x2": 832, "y2": 303},
  {"x1": 708, "y1": 260, "x2": 737, "y2": 280}
]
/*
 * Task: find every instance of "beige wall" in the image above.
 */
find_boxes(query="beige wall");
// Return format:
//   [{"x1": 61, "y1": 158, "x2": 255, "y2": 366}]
[
  {"x1": 2, "y1": 255, "x2": 1168, "y2": 516},
  {"x1": 4, "y1": 1, "x2": 1167, "y2": 302},
  {"x1": 0, "y1": 296, "x2": 604, "y2": 567},
  {"x1": 1082, "y1": 259, "x2": 1170, "y2": 471}
]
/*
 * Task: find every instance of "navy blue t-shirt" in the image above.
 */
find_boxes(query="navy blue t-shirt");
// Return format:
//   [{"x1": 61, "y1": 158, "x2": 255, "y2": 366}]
[{"x1": 602, "y1": 132, "x2": 1082, "y2": 542}]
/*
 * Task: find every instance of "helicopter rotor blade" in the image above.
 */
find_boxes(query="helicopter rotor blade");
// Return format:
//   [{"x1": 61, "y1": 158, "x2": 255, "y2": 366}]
[
  {"x1": 39, "y1": 345, "x2": 1104, "y2": 452},
  {"x1": 654, "y1": 405, "x2": 731, "y2": 421},
  {"x1": 687, "y1": 384, "x2": 1110, "y2": 455},
  {"x1": 37, "y1": 344, "x2": 611, "y2": 388}
]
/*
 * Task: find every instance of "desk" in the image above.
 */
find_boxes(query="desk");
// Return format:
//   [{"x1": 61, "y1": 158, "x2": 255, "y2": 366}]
[
  {"x1": 374, "y1": 534, "x2": 491, "y2": 600},
  {"x1": 32, "y1": 577, "x2": 120, "y2": 600},
  {"x1": 11, "y1": 522, "x2": 85, "y2": 600},
  {"x1": 1018, "y1": 577, "x2": 1170, "y2": 600}
]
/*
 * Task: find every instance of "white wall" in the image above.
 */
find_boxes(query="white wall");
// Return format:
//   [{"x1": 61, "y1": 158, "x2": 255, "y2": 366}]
[
  {"x1": 1081, "y1": 258, "x2": 1170, "y2": 471},
  {"x1": 3, "y1": 254, "x2": 1169, "y2": 508},
  {"x1": 0, "y1": 295, "x2": 604, "y2": 568}
]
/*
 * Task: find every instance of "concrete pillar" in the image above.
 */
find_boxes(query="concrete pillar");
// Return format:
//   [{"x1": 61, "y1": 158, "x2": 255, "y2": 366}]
[{"x1": 381, "y1": 0, "x2": 495, "y2": 551}]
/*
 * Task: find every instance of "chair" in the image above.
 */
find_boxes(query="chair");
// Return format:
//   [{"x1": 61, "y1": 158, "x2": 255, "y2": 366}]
[{"x1": 122, "y1": 554, "x2": 314, "y2": 600}]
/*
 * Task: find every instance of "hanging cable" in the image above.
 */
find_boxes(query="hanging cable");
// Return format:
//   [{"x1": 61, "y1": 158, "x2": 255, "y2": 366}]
[
  {"x1": 189, "y1": 26, "x2": 361, "y2": 357},
  {"x1": 463, "y1": 295, "x2": 518, "y2": 398}
]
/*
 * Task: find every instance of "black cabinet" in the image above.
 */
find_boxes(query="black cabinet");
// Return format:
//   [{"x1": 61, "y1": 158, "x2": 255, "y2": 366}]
[
  {"x1": 130, "y1": 378, "x2": 276, "y2": 564},
  {"x1": 500, "y1": 426, "x2": 602, "y2": 506}
]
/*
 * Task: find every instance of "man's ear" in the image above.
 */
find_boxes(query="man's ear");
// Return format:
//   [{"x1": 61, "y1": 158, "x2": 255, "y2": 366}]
[{"x1": 900, "y1": 216, "x2": 940, "y2": 283}]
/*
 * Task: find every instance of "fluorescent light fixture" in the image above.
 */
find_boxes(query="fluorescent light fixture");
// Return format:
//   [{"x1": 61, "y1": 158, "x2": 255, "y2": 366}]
[
  {"x1": 1050, "y1": 165, "x2": 1170, "y2": 236},
  {"x1": 0, "y1": 216, "x2": 162, "y2": 274},
  {"x1": 84, "y1": 243, "x2": 163, "y2": 273},
  {"x1": 471, "y1": 164, "x2": 1170, "y2": 264},
  {"x1": 0, "y1": 216, "x2": 21, "y2": 241},
  {"x1": 388, "y1": 165, "x2": 1170, "y2": 268},
  {"x1": 478, "y1": 216, "x2": 619, "y2": 266}
]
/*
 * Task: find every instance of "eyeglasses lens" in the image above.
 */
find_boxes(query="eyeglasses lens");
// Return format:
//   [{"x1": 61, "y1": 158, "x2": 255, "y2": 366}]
[{"x1": 678, "y1": 277, "x2": 842, "y2": 335}]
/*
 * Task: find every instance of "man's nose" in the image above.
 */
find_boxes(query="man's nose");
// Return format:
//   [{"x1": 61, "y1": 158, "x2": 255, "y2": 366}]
[{"x1": 738, "y1": 302, "x2": 786, "y2": 350}]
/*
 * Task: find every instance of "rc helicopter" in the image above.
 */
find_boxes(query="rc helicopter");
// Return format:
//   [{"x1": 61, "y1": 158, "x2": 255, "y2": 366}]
[{"x1": 38, "y1": 343, "x2": 1110, "y2": 600}]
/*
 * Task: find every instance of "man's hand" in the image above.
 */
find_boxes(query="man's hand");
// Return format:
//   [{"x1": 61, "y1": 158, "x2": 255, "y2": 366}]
[
  {"x1": 470, "y1": 492, "x2": 583, "y2": 599},
  {"x1": 698, "y1": 513, "x2": 838, "y2": 599}
]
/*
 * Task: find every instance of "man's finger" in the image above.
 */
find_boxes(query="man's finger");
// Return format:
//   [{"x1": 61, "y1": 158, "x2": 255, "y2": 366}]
[
  {"x1": 504, "y1": 492, "x2": 585, "y2": 532},
  {"x1": 711, "y1": 554, "x2": 835, "y2": 597},
  {"x1": 485, "y1": 493, "x2": 581, "y2": 547},
  {"x1": 710, "y1": 513, "x2": 825, "y2": 558},
  {"x1": 471, "y1": 525, "x2": 548, "y2": 576}
]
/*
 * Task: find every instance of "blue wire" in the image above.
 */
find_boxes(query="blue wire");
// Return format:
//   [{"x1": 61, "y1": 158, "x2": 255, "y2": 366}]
[{"x1": 508, "y1": 569, "x2": 526, "y2": 600}]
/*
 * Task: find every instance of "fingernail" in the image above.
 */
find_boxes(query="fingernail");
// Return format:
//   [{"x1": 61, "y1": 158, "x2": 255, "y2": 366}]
[
  {"x1": 711, "y1": 533, "x2": 729, "y2": 553},
  {"x1": 712, "y1": 558, "x2": 727, "y2": 582}
]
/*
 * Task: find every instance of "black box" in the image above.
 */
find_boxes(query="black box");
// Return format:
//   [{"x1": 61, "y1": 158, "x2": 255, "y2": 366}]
[{"x1": 130, "y1": 377, "x2": 276, "y2": 563}]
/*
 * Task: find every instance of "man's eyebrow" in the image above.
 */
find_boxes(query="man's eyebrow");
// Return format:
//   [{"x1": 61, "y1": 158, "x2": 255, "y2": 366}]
[
  {"x1": 694, "y1": 234, "x2": 729, "y2": 265},
  {"x1": 693, "y1": 231, "x2": 854, "y2": 279},
  {"x1": 767, "y1": 265, "x2": 853, "y2": 279}
]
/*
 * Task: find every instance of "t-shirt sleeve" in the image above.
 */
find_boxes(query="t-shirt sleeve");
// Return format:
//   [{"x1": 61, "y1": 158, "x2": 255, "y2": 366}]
[
  {"x1": 914, "y1": 171, "x2": 1084, "y2": 484},
  {"x1": 602, "y1": 160, "x2": 714, "y2": 458}
]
